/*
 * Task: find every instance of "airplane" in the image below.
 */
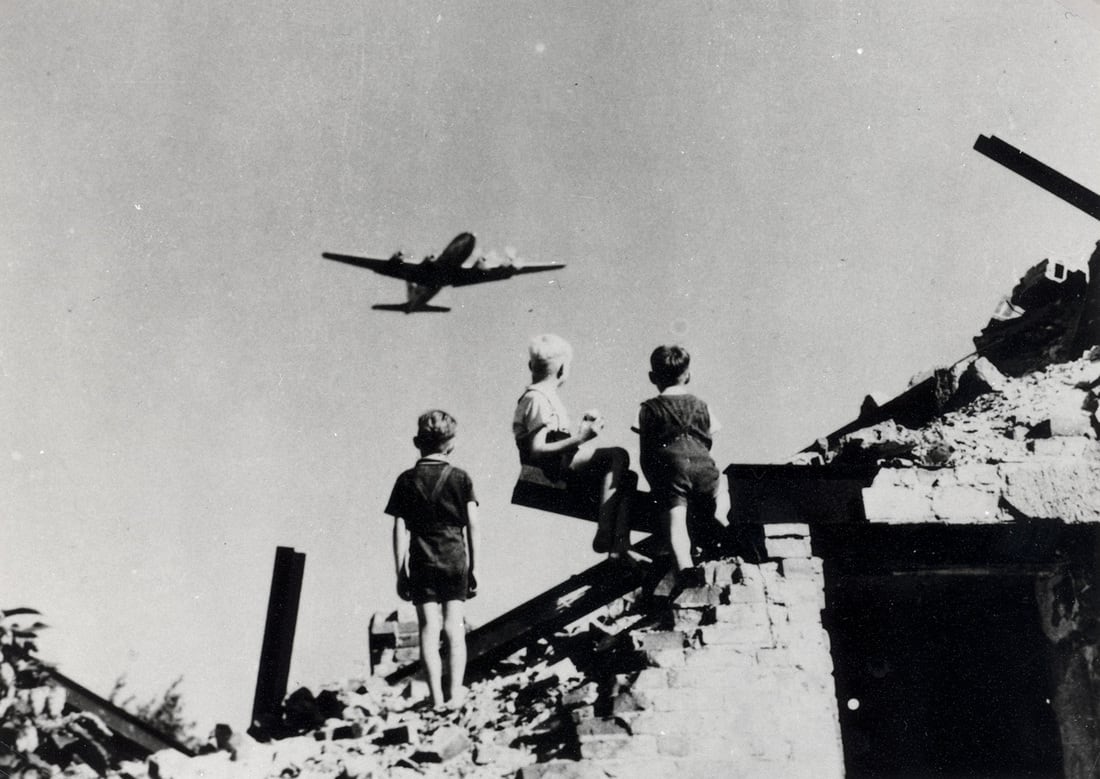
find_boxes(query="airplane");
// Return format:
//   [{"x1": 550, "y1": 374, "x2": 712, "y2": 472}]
[{"x1": 322, "y1": 232, "x2": 565, "y2": 313}]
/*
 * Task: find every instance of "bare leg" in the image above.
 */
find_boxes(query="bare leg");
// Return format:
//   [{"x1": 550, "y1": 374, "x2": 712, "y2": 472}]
[
  {"x1": 666, "y1": 504, "x2": 693, "y2": 572},
  {"x1": 715, "y1": 473, "x2": 731, "y2": 527},
  {"x1": 442, "y1": 600, "x2": 467, "y2": 705},
  {"x1": 572, "y1": 446, "x2": 629, "y2": 555},
  {"x1": 416, "y1": 601, "x2": 445, "y2": 708},
  {"x1": 610, "y1": 471, "x2": 650, "y2": 563}
]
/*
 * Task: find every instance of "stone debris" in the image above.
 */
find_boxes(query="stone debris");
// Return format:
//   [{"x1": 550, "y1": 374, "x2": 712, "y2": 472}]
[
  {"x1": 807, "y1": 350, "x2": 1100, "y2": 526},
  {"x1": 821, "y1": 351, "x2": 1100, "y2": 469},
  {"x1": 127, "y1": 543, "x2": 845, "y2": 778}
]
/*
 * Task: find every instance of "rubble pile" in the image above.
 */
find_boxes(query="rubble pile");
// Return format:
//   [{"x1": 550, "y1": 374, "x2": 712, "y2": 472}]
[
  {"x1": 822, "y1": 349, "x2": 1100, "y2": 468},
  {"x1": 120, "y1": 590, "x2": 661, "y2": 779},
  {"x1": 116, "y1": 545, "x2": 844, "y2": 779}
]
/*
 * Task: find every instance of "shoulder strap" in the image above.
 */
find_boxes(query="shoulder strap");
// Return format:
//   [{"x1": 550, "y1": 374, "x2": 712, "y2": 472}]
[
  {"x1": 413, "y1": 463, "x2": 452, "y2": 503},
  {"x1": 429, "y1": 464, "x2": 454, "y2": 502},
  {"x1": 646, "y1": 395, "x2": 702, "y2": 445},
  {"x1": 662, "y1": 396, "x2": 691, "y2": 431}
]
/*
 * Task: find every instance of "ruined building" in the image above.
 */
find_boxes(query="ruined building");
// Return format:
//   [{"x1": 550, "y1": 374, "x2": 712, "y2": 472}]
[
  {"x1": 131, "y1": 138, "x2": 1099, "y2": 778},
  {"x1": 127, "y1": 248, "x2": 1097, "y2": 779},
  {"x1": 322, "y1": 247, "x2": 1098, "y2": 779}
]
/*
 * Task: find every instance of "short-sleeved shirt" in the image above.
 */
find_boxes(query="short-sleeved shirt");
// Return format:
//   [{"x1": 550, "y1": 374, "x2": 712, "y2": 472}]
[
  {"x1": 513, "y1": 384, "x2": 574, "y2": 475},
  {"x1": 385, "y1": 458, "x2": 477, "y2": 602}
]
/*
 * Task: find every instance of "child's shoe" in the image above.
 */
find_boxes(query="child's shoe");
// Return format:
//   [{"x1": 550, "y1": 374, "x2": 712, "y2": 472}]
[
  {"x1": 675, "y1": 565, "x2": 706, "y2": 589},
  {"x1": 592, "y1": 524, "x2": 613, "y2": 553}
]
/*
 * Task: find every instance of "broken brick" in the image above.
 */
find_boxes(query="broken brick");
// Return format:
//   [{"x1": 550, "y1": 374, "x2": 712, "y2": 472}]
[
  {"x1": 672, "y1": 585, "x2": 724, "y2": 609},
  {"x1": 569, "y1": 704, "x2": 596, "y2": 724},
  {"x1": 574, "y1": 716, "x2": 630, "y2": 741},
  {"x1": 631, "y1": 630, "x2": 688, "y2": 653},
  {"x1": 763, "y1": 536, "x2": 813, "y2": 559},
  {"x1": 375, "y1": 722, "x2": 417, "y2": 746},
  {"x1": 412, "y1": 725, "x2": 470, "y2": 763},
  {"x1": 560, "y1": 682, "x2": 599, "y2": 709}
]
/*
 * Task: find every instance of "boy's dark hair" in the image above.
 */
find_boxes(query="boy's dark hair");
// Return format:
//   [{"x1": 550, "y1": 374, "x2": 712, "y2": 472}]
[
  {"x1": 413, "y1": 409, "x2": 457, "y2": 453},
  {"x1": 650, "y1": 345, "x2": 691, "y2": 386}
]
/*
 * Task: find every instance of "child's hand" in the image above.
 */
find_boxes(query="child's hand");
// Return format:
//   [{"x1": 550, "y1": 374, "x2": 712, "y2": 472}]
[
  {"x1": 579, "y1": 410, "x2": 604, "y2": 440},
  {"x1": 466, "y1": 571, "x2": 478, "y2": 600}
]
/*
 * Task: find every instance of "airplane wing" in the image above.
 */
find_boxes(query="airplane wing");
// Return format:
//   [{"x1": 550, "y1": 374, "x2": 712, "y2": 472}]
[
  {"x1": 322, "y1": 253, "x2": 430, "y2": 283},
  {"x1": 450, "y1": 263, "x2": 566, "y2": 287},
  {"x1": 371, "y1": 303, "x2": 451, "y2": 313}
]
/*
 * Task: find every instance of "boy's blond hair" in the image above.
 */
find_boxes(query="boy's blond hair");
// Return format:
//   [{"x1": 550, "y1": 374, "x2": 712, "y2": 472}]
[{"x1": 528, "y1": 334, "x2": 573, "y2": 381}]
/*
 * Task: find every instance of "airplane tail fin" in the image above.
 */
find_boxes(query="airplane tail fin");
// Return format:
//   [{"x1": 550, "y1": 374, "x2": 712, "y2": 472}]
[{"x1": 371, "y1": 303, "x2": 451, "y2": 313}]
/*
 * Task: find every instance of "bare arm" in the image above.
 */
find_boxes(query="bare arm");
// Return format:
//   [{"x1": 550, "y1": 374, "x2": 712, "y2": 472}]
[
  {"x1": 526, "y1": 416, "x2": 601, "y2": 458},
  {"x1": 465, "y1": 501, "x2": 480, "y2": 576},
  {"x1": 392, "y1": 516, "x2": 409, "y2": 576}
]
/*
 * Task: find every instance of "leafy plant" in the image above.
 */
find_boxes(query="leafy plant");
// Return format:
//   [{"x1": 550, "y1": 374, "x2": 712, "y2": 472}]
[
  {"x1": 110, "y1": 674, "x2": 200, "y2": 751},
  {"x1": 0, "y1": 608, "x2": 113, "y2": 777}
]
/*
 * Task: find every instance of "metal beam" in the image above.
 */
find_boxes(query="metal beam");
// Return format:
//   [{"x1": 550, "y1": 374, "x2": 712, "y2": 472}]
[
  {"x1": 250, "y1": 546, "x2": 305, "y2": 736},
  {"x1": 974, "y1": 134, "x2": 1100, "y2": 223}
]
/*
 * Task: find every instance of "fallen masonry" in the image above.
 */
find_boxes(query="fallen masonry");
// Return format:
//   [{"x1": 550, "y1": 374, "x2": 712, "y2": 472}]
[{"x1": 130, "y1": 536, "x2": 848, "y2": 779}]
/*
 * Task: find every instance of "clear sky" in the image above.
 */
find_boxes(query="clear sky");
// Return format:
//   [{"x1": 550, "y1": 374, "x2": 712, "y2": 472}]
[{"x1": 3, "y1": 1, "x2": 1099, "y2": 735}]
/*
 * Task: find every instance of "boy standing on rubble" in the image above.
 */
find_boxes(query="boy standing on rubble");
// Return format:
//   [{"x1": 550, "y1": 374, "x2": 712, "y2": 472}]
[
  {"x1": 386, "y1": 410, "x2": 480, "y2": 710},
  {"x1": 513, "y1": 334, "x2": 643, "y2": 564},
  {"x1": 637, "y1": 345, "x2": 729, "y2": 586}
]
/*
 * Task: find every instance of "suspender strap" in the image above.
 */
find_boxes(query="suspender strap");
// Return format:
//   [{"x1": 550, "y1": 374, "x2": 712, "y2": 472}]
[
  {"x1": 413, "y1": 463, "x2": 455, "y2": 525},
  {"x1": 429, "y1": 464, "x2": 454, "y2": 502}
]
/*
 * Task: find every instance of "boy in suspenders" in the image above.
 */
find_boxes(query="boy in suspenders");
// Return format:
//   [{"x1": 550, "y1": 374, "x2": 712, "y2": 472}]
[{"x1": 385, "y1": 410, "x2": 480, "y2": 709}]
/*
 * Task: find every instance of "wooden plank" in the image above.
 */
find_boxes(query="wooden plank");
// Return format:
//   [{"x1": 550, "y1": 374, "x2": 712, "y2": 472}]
[{"x1": 510, "y1": 465, "x2": 658, "y2": 534}]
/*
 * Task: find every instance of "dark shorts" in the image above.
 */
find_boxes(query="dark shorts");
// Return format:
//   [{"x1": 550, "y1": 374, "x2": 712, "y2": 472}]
[
  {"x1": 408, "y1": 524, "x2": 467, "y2": 604},
  {"x1": 409, "y1": 561, "x2": 468, "y2": 604},
  {"x1": 644, "y1": 448, "x2": 720, "y2": 514}
]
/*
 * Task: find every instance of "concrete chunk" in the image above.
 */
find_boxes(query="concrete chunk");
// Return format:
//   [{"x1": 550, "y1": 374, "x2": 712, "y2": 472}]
[
  {"x1": 631, "y1": 630, "x2": 688, "y2": 652},
  {"x1": 764, "y1": 536, "x2": 813, "y2": 558},
  {"x1": 672, "y1": 585, "x2": 724, "y2": 609}
]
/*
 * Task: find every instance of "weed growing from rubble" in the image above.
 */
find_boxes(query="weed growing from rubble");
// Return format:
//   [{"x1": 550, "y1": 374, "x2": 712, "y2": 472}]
[{"x1": 109, "y1": 675, "x2": 200, "y2": 752}]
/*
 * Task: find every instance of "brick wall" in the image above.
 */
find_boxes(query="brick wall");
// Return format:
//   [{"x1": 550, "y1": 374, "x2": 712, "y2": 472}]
[
  {"x1": 862, "y1": 457, "x2": 1100, "y2": 525},
  {"x1": 536, "y1": 524, "x2": 843, "y2": 778}
]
